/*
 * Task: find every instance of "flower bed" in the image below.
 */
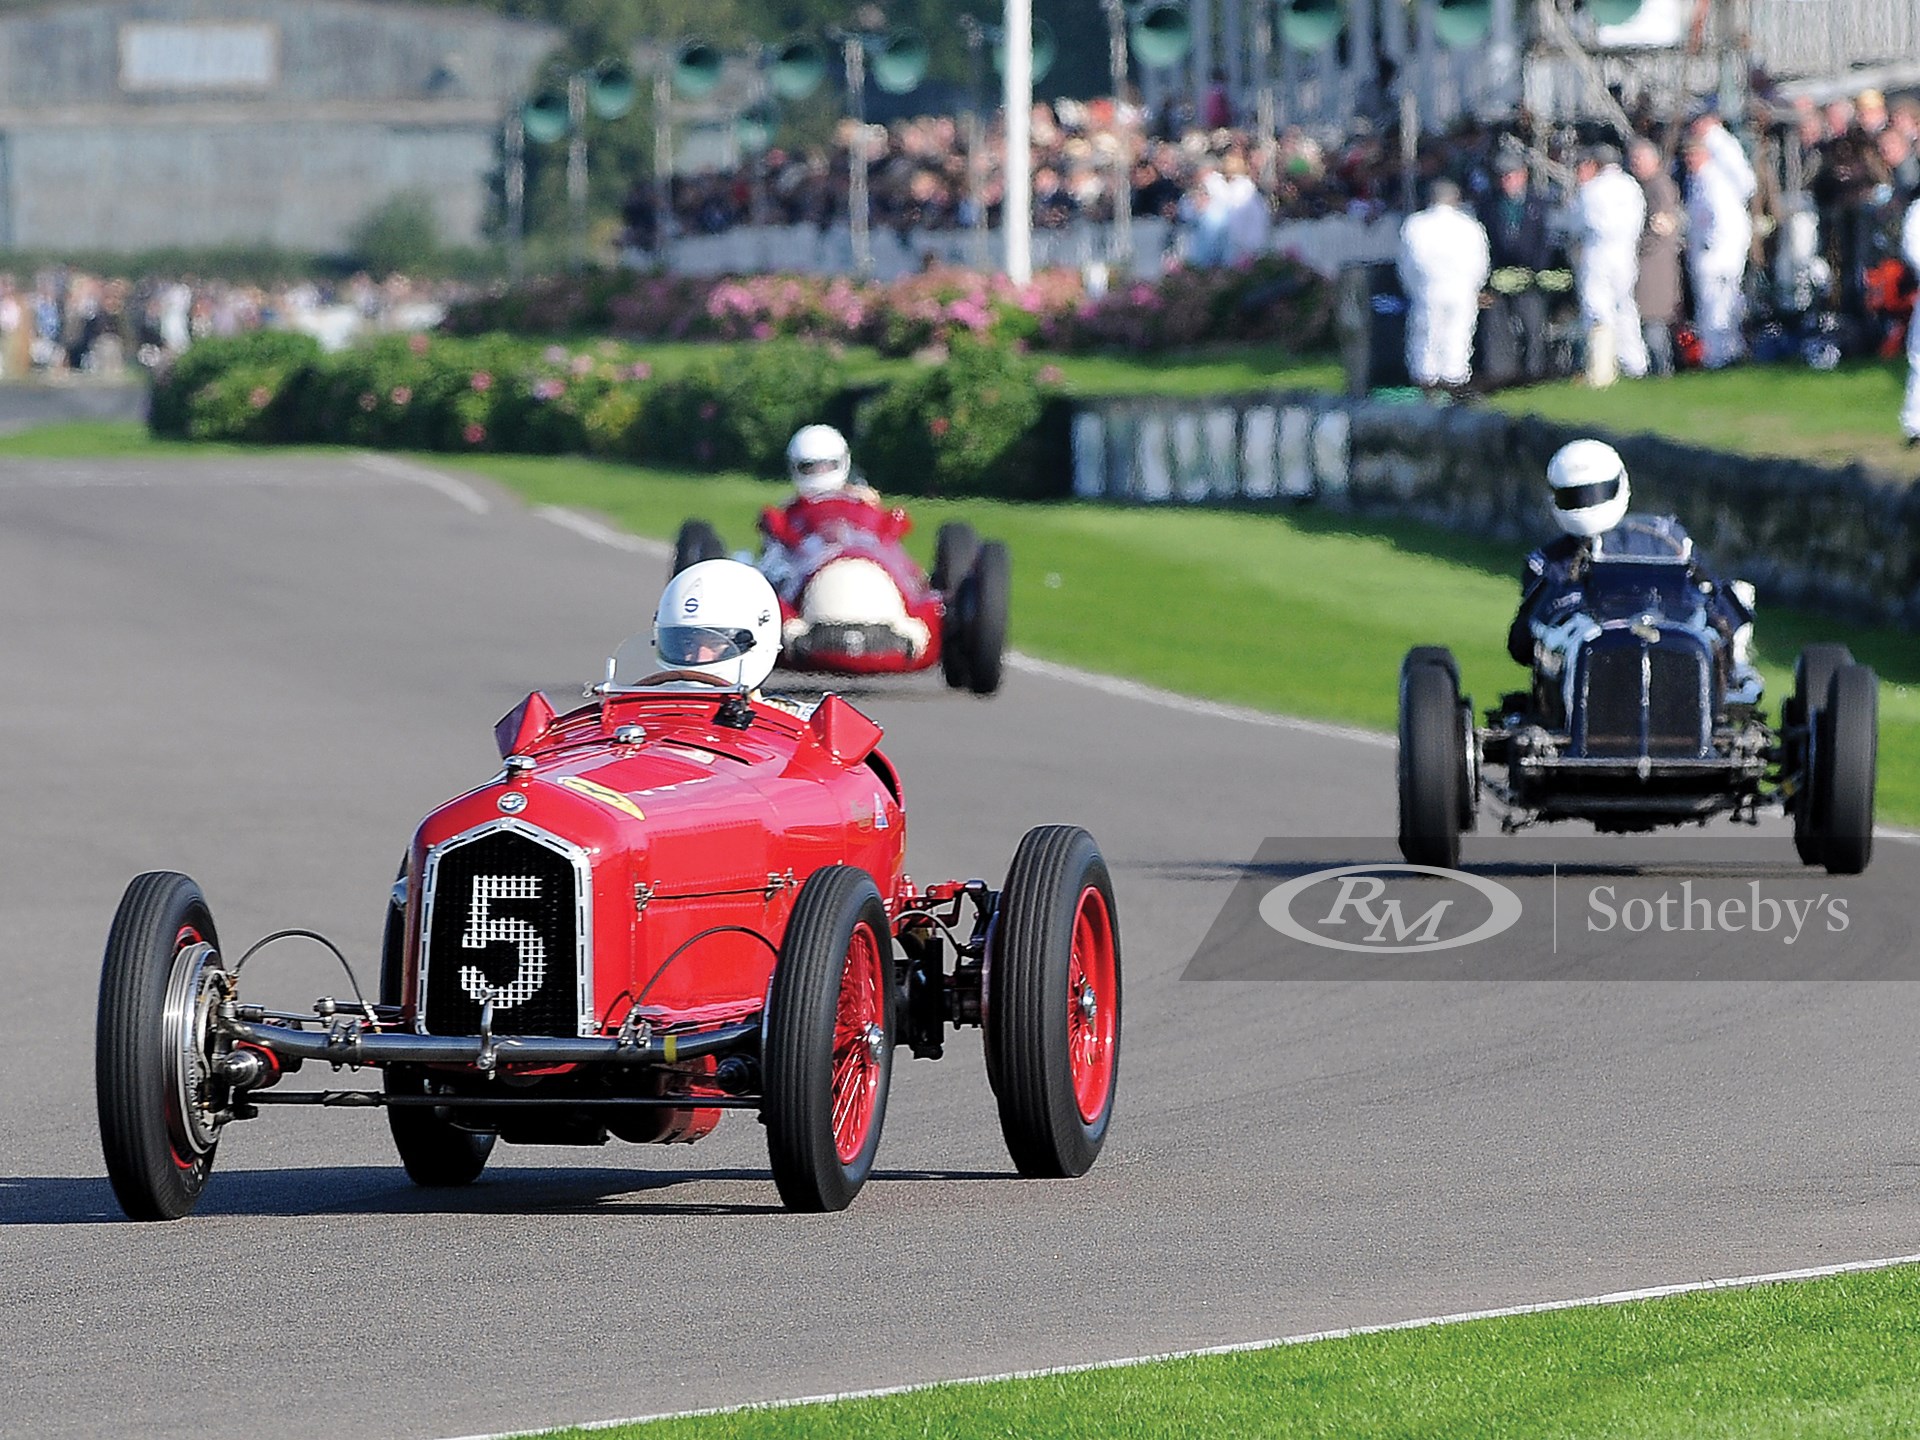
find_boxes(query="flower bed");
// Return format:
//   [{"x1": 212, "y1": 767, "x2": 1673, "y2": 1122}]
[
  {"x1": 149, "y1": 330, "x2": 1073, "y2": 500},
  {"x1": 441, "y1": 259, "x2": 1332, "y2": 359}
]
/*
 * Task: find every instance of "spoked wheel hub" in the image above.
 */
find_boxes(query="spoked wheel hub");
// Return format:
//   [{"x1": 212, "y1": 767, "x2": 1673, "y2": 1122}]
[
  {"x1": 162, "y1": 937, "x2": 234, "y2": 1170},
  {"x1": 1065, "y1": 886, "x2": 1117, "y2": 1127},
  {"x1": 830, "y1": 926, "x2": 887, "y2": 1166}
]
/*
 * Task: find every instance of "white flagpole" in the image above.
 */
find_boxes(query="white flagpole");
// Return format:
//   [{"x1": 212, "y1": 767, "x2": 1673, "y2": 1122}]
[{"x1": 1003, "y1": 0, "x2": 1033, "y2": 282}]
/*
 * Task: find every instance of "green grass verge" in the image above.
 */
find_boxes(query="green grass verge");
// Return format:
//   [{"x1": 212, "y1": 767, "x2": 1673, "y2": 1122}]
[
  {"x1": 520, "y1": 1263, "x2": 1920, "y2": 1439},
  {"x1": 1481, "y1": 361, "x2": 1918, "y2": 477},
  {"x1": 8, "y1": 422, "x2": 1912, "y2": 823}
]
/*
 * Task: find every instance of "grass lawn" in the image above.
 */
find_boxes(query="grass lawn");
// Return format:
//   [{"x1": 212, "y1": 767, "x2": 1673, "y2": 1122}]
[
  {"x1": 1478, "y1": 361, "x2": 1918, "y2": 478},
  {"x1": 9, "y1": 422, "x2": 1913, "y2": 823},
  {"x1": 519, "y1": 1262, "x2": 1920, "y2": 1439}
]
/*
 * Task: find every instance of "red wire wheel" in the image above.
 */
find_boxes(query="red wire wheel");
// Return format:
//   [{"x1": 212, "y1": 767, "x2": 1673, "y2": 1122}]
[
  {"x1": 1065, "y1": 885, "x2": 1118, "y2": 1126},
  {"x1": 986, "y1": 826, "x2": 1122, "y2": 1178},
  {"x1": 96, "y1": 871, "x2": 230, "y2": 1221},
  {"x1": 764, "y1": 865, "x2": 895, "y2": 1211}
]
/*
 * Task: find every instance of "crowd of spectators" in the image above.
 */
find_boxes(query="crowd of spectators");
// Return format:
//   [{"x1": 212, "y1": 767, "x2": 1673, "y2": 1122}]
[
  {"x1": 624, "y1": 94, "x2": 1424, "y2": 257},
  {"x1": 0, "y1": 270, "x2": 460, "y2": 377}
]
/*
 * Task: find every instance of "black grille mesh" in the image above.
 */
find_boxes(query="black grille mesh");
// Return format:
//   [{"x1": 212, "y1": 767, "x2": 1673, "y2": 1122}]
[
  {"x1": 1647, "y1": 643, "x2": 1708, "y2": 757},
  {"x1": 1581, "y1": 643, "x2": 1643, "y2": 758},
  {"x1": 424, "y1": 828, "x2": 581, "y2": 1037}
]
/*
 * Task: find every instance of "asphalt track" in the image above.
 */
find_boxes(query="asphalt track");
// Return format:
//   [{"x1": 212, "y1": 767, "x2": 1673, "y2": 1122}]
[{"x1": 3, "y1": 451, "x2": 1917, "y2": 1440}]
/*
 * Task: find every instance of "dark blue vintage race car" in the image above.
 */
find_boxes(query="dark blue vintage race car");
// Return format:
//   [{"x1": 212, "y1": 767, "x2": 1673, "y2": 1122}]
[{"x1": 1397, "y1": 550, "x2": 1879, "y2": 875}]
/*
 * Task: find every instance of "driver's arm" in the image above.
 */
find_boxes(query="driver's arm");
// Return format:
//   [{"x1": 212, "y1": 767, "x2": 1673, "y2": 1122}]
[
  {"x1": 759, "y1": 505, "x2": 798, "y2": 547},
  {"x1": 1508, "y1": 554, "x2": 1551, "y2": 666}
]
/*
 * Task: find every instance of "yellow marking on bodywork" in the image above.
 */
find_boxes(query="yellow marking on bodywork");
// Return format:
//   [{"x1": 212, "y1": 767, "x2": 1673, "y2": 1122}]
[
  {"x1": 663, "y1": 1034, "x2": 678, "y2": 1062},
  {"x1": 555, "y1": 775, "x2": 646, "y2": 821}
]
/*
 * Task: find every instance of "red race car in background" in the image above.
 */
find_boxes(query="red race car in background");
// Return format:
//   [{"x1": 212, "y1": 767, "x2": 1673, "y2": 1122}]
[
  {"x1": 94, "y1": 610, "x2": 1118, "y2": 1220},
  {"x1": 673, "y1": 495, "x2": 1011, "y2": 696}
]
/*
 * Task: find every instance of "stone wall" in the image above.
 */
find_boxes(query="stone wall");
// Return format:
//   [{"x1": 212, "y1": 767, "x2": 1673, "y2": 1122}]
[{"x1": 1068, "y1": 393, "x2": 1920, "y2": 627}]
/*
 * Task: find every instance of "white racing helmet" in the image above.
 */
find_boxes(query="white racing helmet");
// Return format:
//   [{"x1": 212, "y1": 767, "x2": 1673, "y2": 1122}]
[
  {"x1": 1547, "y1": 439, "x2": 1630, "y2": 538},
  {"x1": 787, "y1": 423, "x2": 851, "y2": 499},
  {"x1": 652, "y1": 560, "x2": 781, "y2": 690}
]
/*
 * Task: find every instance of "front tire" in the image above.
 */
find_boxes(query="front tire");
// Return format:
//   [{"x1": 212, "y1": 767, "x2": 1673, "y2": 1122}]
[
  {"x1": 1814, "y1": 664, "x2": 1878, "y2": 876},
  {"x1": 1398, "y1": 656, "x2": 1463, "y2": 869},
  {"x1": 956, "y1": 541, "x2": 1011, "y2": 696},
  {"x1": 381, "y1": 869, "x2": 494, "y2": 1187},
  {"x1": 1788, "y1": 644, "x2": 1853, "y2": 866},
  {"x1": 96, "y1": 871, "x2": 229, "y2": 1221},
  {"x1": 763, "y1": 866, "x2": 895, "y2": 1212},
  {"x1": 672, "y1": 518, "x2": 725, "y2": 578},
  {"x1": 986, "y1": 826, "x2": 1121, "y2": 1178}
]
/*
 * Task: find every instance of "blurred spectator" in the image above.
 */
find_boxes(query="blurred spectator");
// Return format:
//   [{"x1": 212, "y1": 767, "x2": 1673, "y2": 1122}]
[
  {"x1": 1398, "y1": 178, "x2": 1490, "y2": 389},
  {"x1": 1475, "y1": 153, "x2": 1552, "y2": 384},
  {"x1": 1574, "y1": 144, "x2": 1648, "y2": 385},
  {"x1": 1629, "y1": 138, "x2": 1685, "y2": 376},
  {"x1": 1683, "y1": 133, "x2": 1753, "y2": 367},
  {"x1": 1901, "y1": 192, "x2": 1920, "y2": 443}
]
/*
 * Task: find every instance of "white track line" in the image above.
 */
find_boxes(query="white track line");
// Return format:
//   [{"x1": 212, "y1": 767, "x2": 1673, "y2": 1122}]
[
  {"x1": 1006, "y1": 653, "x2": 1392, "y2": 747},
  {"x1": 533, "y1": 504, "x2": 672, "y2": 557},
  {"x1": 438, "y1": 1249, "x2": 1920, "y2": 1440},
  {"x1": 355, "y1": 452, "x2": 491, "y2": 515}
]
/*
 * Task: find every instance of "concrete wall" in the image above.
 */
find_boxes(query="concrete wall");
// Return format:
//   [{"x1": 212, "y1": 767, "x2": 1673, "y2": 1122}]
[
  {"x1": 0, "y1": 0, "x2": 558, "y2": 250},
  {"x1": 1069, "y1": 394, "x2": 1920, "y2": 628}
]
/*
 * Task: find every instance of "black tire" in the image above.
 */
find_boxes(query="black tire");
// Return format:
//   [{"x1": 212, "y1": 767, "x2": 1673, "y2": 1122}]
[
  {"x1": 931, "y1": 521, "x2": 979, "y2": 595},
  {"x1": 985, "y1": 826, "x2": 1121, "y2": 1178},
  {"x1": 672, "y1": 518, "x2": 726, "y2": 578},
  {"x1": 1789, "y1": 644, "x2": 1853, "y2": 865},
  {"x1": 957, "y1": 541, "x2": 1011, "y2": 697},
  {"x1": 1815, "y1": 664, "x2": 1878, "y2": 876},
  {"x1": 1398, "y1": 658, "x2": 1462, "y2": 869},
  {"x1": 382, "y1": 868, "x2": 494, "y2": 1187},
  {"x1": 763, "y1": 866, "x2": 895, "y2": 1212},
  {"x1": 96, "y1": 871, "x2": 227, "y2": 1221},
  {"x1": 1405, "y1": 645, "x2": 1476, "y2": 831}
]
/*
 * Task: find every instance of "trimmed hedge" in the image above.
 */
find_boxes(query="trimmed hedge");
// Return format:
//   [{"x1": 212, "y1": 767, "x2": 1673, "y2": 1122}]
[{"x1": 149, "y1": 331, "x2": 1073, "y2": 500}]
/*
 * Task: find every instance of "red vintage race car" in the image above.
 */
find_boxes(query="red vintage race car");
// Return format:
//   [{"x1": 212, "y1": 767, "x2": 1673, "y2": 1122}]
[
  {"x1": 94, "y1": 667, "x2": 1120, "y2": 1220},
  {"x1": 673, "y1": 498, "x2": 1011, "y2": 695}
]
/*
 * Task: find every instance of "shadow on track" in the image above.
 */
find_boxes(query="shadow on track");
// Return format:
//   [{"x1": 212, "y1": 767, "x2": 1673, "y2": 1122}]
[{"x1": 0, "y1": 1166, "x2": 1015, "y2": 1224}]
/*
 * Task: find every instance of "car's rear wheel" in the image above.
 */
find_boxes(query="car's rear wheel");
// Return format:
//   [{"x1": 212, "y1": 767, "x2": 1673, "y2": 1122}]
[
  {"x1": 954, "y1": 541, "x2": 1010, "y2": 696},
  {"x1": 1398, "y1": 654, "x2": 1463, "y2": 869},
  {"x1": 931, "y1": 521, "x2": 979, "y2": 595},
  {"x1": 1788, "y1": 644, "x2": 1853, "y2": 866},
  {"x1": 763, "y1": 866, "x2": 894, "y2": 1211},
  {"x1": 97, "y1": 871, "x2": 230, "y2": 1221},
  {"x1": 1814, "y1": 663, "x2": 1878, "y2": 876},
  {"x1": 672, "y1": 519, "x2": 726, "y2": 578},
  {"x1": 381, "y1": 868, "x2": 495, "y2": 1187},
  {"x1": 985, "y1": 826, "x2": 1120, "y2": 1178}
]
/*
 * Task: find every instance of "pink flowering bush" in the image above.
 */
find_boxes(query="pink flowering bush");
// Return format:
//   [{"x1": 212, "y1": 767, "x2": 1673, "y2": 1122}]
[{"x1": 437, "y1": 262, "x2": 1326, "y2": 357}]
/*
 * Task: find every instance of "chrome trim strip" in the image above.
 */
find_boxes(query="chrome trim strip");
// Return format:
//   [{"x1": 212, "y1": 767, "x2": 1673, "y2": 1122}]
[{"x1": 417, "y1": 816, "x2": 595, "y2": 1038}]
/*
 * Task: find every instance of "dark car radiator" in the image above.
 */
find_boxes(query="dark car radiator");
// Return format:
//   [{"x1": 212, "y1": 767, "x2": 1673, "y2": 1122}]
[
  {"x1": 1574, "y1": 630, "x2": 1711, "y2": 760},
  {"x1": 423, "y1": 826, "x2": 584, "y2": 1037}
]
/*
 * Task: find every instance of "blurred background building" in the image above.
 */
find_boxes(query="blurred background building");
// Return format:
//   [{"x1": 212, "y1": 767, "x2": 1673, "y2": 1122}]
[{"x1": 0, "y1": 0, "x2": 557, "y2": 250}]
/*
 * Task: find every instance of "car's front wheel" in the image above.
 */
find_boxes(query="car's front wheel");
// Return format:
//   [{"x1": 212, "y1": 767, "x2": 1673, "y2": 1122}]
[
  {"x1": 96, "y1": 871, "x2": 230, "y2": 1221},
  {"x1": 1398, "y1": 653, "x2": 1463, "y2": 869},
  {"x1": 985, "y1": 826, "x2": 1120, "y2": 1178},
  {"x1": 763, "y1": 866, "x2": 895, "y2": 1211},
  {"x1": 1788, "y1": 644, "x2": 1853, "y2": 866},
  {"x1": 1814, "y1": 663, "x2": 1878, "y2": 876}
]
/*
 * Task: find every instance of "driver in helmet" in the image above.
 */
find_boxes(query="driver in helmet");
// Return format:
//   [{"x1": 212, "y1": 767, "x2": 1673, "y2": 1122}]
[
  {"x1": 758, "y1": 423, "x2": 909, "y2": 601},
  {"x1": 648, "y1": 558, "x2": 783, "y2": 694},
  {"x1": 1509, "y1": 439, "x2": 1755, "y2": 683}
]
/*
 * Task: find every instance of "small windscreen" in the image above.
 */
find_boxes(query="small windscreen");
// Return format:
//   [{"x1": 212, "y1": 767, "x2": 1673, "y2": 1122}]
[
  {"x1": 656, "y1": 625, "x2": 756, "y2": 667},
  {"x1": 1554, "y1": 478, "x2": 1621, "y2": 511}
]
